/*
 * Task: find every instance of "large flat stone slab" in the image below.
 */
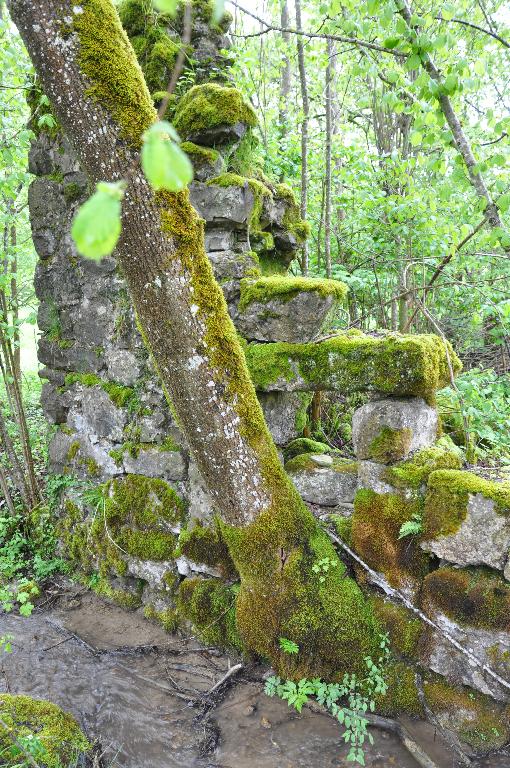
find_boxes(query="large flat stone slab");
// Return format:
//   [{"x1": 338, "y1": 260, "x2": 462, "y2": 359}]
[{"x1": 245, "y1": 331, "x2": 460, "y2": 400}]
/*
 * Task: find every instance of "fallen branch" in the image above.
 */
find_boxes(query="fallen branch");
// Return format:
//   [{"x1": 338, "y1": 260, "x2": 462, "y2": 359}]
[{"x1": 207, "y1": 663, "x2": 243, "y2": 695}]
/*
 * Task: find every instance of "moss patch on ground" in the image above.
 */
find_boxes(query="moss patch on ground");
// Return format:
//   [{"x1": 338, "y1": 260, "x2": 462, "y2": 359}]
[
  {"x1": 0, "y1": 695, "x2": 90, "y2": 768},
  {"x1": 245, "y1": 331, "x2": 461, "y2": 401},
  {"x1": 422, "y1": 566, "x2": 510, "y2": 631},
  {"x1": 238, "y1": 276, "x2": 347, "y2": 312},
  {"x1": 352, "y1": 489, "x2": 430, "y2": 588},
  {"x1": 423, "y1": 469, "x2": 510, "y2": 540}
]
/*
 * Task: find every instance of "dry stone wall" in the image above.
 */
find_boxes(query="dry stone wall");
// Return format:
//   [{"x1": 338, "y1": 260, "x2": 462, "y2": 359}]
[{"x1": 30, "y1": 0, "x2": 510, "y2": 754}]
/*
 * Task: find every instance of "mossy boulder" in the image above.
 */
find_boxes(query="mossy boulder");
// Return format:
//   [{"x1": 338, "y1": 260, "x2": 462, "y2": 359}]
[
  {"x1": 177, "y1": 520, "x2": 237, "y2": 578},
  {"x1": 383, "y1": 436, "x2": 463, "y2": 490},
  {"x1": 245, "y1": 331, "x2": 461, "y2": 401},
  {"x1": 284, "y1": 437, "x2": 332, "y2": 461},
  {"x1": 181, "y1": 141, "x2": 224, "y2": 181},
  {"x1": 351, "y1": 489, "x2": 430, "y2": 590},
  {"x1": 0, "y1": 695, "x2": 90, "y2": 768},
  {"x1": 236, "y1": 276, "x2": 347, "y2": 343},
  {"x1": 178, "y1": 577, "x2": 243, "y2": 650},
  {"x1": 284, "y1": 454, "x2": 359, "y2": 506},
  {"x1": 173, "y1": 83, "x2": 257, "y2": 144},
  {"x1": 422, "y1": 469, "x2": 510, "y2": 571}
]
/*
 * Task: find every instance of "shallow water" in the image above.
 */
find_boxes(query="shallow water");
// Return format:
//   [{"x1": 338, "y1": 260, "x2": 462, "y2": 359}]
[{"x1": 0, "y1": 588, "x2": 506, "y2": 768}]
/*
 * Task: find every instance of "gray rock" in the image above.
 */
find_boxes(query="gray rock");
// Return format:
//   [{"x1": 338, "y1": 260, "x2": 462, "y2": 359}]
[
  {"x1": 235, "y1": 289, "x2": 338, "y2": 343},
  {"x1": 184, "y1": 121, "x2": 247, "y2": 147},
  {"x1": 309, "y1": 454, "x2": 333, "y2": 467},
  {"x1": 357, "y1": 460, "x2": 395, "y2": 494},
  {"x1": 423, "y1": 610, "x2": 510, "y2": 702},
  {"x1": 352, "y1": 397, "x2": 438, "y2": 462},
  {"x1": 258, "y1": 391, "x2": 311, "y2": 446},
  {"x1": 105, "y1": 348, "x2": 140, "y2": 387},
  {"x1": 48, "y1": 430, "x2": 76, "y2": 473},
  {"x1": 421, "y1": 492, "x2": 510, "y2": 571},
  {"x1": 189, "y1": 180, "x2": 254, "y2": 228},
  {"x1": 38, "y1": 338, "x2": 102, "y2": 373},
  {"x1": 205, "y1": 229, "x2": 235, "y2": 252},
  {"x1": 126, "y1": 558, "x2": 176, "y2": 590},
  {"x1": 286, "y1": 461, "x2": 359, "y2": 506},
  {"x1": 207, "y1": 249, "x2": 258, "y2": 283},
  {"x1": 123, "y1": 447, "x2": 187, "y2": 481},
  {"x1": 40, "y1": 381, "x2": 72, "y2": 424},
  {"x1": 76, "y1": 387, "x2": 127, "y2": 442}
]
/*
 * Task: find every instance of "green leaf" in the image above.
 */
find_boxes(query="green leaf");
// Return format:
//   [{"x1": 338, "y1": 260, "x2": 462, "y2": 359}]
[
  {"x1": 410, "y1": 131, "x2": 422, "y2": 146},
  {"x1": 71, "y1": 181, "x2": 125, "y2": 261},
  {"x1": 212, "y1": 0, "x2": 225, "y2": 23},
  {"x1": 497, "y1": 194, "x2": 510, "y2": 213},
  {"x1": 406, "y1": 53, "x2": 421, "y2": 71},
  {"x1": 142, "y1": 120, "x2": 193, "y2": 192},
  {"x1": 152, "y1": 0, "x2": 178, "y2": 14},
  {"x1": 474, "y1": 59, "x2": 485, "y2": 77}
]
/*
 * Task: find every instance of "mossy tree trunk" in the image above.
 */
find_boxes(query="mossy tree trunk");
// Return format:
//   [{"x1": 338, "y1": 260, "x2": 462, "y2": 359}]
[{"x1": 9, "y1": 0, "x2": 379, "y2": 676}]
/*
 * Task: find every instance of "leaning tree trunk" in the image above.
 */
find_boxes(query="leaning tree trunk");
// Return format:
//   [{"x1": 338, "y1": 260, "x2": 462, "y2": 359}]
[{"x1": 8, "y1": 0, "x2": 379, "y2": 678}]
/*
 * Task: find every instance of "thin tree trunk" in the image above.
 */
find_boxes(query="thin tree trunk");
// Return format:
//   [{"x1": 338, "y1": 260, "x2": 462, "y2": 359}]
[
  {"x1": 324, "y1": 39, "x2": 333, "y2": 279},
  {"x1": 10, "y1": 222, "x2": 21, "y2": 380},
  {"x1": 398, "y1": 0, "x2": 506, "y2": 237},
  {"x1": 278, "y1": 0, "x2": 291, "y2": 180},
  {"x1": 294, "y1": 0, "x2": 309, "y2": 275},
  {"x1": 8, "y1": 0, "x2": 379, "y2": 676}
]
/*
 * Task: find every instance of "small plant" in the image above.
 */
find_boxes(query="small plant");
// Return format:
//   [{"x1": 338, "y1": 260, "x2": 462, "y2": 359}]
[
  {"x1": 312, "y1": 556, "x2": 340, "y2": 583},
  {"x1": 0, "y1": 635, "x2": 13, "y2": 654},
  {"x1": 279, "y1": 637, "x2": 299, "y2": 655},
  {"x1": 265, "y1": 633, "x2": 390, "y2": 766},
  {"x1": 398, "y1": 512, "x2": 423, "y2": 539}
]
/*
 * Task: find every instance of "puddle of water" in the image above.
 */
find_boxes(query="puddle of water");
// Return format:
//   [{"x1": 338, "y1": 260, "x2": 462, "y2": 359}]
[{"x1": 0, "y1": 589, "x2": 506, "y2": 768}]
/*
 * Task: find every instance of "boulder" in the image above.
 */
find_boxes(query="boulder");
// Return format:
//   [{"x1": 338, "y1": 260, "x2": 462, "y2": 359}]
[
  {"x1": 189, "y1": 180, "x2": 254, "y2": 228},
  {"x1": 352, "y1": 397, "x2": 438, "y2": 463},
  {"x1": 285, "y1": 454, "x2": 359, "y2": 506},
  {"x1": 105, "y1": 348, "x2": 141, "y2": 387},
  {"x1": 123, "y1": 447, "x2": 187, "y2": 481},
  {"x1": 258, "y1": 391, "x2": 311, "y2": 446}
]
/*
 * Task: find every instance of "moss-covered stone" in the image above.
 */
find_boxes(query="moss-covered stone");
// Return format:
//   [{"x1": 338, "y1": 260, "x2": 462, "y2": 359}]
[
  {"x1": 208, "y1": 173, "x2": 272, "y2": 235},
  {"x1": 238, "y1": 276, "x2": 347, "y2": 313},
  {"x1": 63, "y1": 372, "x2": 138, "y2": 410},
  {"x1": 144, "y1": 603, "x2": 179, "y2": 632},
  {"x1": 177, "y1": 521, "x2": 237, "y2": 577},
  {"x1": 93, "y1": 576, "x2": 143, "y2": 610},
  {"x1": 424, "y1": 676, "x2": 510, "y2": 752},
  {"x1": 330, "y1": 514, "x2": 353, "y2": 547},
  {"x1": 178, "y1": 577, "x2": 243, "y2": 650},
  {"x1": 370, "y1": 596, "x2": 423, "y2": 660},
  {"x1": 383, "y1": 436, "x2": 463, "y2": 490},
  {"x1": 423, "y1": 469, "x2": 510, "y2": 540},
  {"x1": 63, "y1": 181, "x2": 83, "y2": 204},
  {"x1": 284, "y1": 453, "x2": 357, "y2": 474},
  {"x1": 352, "y1": 489, "x2": 430, "y2": 589},
  {"x1": 375, "y1": 662, "x2": 424, "y2": 718},
  {"x1": 173, "y1": 83, "x2": 257, "y2": 139},
  {"x1": 0, "y1": 695, "x2": 90, "y2": 768},
  {"x1": 276, "y1": 183, "x2": 310, "y2": 245},
  {"x1": 367, "y1": 426, "x2": 413, "y2": 464},
  {"x1": 245, "y1": 331, "x2": 461, "y2": 402},
  {"x1": 421, "y1": 566, "x2": 510, "y2": 631},
  {"x1": 284, "y1": 437, "x2": 332, "y2": 461}
]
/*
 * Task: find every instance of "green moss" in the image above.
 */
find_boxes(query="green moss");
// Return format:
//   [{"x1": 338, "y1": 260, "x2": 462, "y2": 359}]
[
  {"x1": 285, "y1": 453, "x2": 357, "y2": 475},
  {"x1": 370, "y1": 596, "x2": 422, "y2": 660},
  {"x1": 63, "y1": 373, "x2": 138, "y2": 410},
  {"x1": 73, "y1": 0, "x2": 156, "y2": 148},
  {"x1": 383, "y1": 436, "x2": 463, "y2": 490},
  {"x1": 424, "y1": 469, "x2": 510, "y2": 540},
  {"x1": 177, "y1": 521, "x2": 237, "y2": 577},
  {"x1": 0, "y1": 695, "x2": 90, "y2": 768},
  {"x1": 181, "y1": 141, "x2": 220, "y2": 165},
  {"x1": 368, "y1": 426, "x2": 413, "y2": 464},
  {"x1": 58, "y1": 500, "x2": 94, "y2": 575},
  {"x1": 145, "y1": 36, "x2": 183, "y2": 93},
  {"x1": 424, "y1": 676, "x2": 509, "y2": 752},
  {"x1": 245, "y1": 331, "x2": 461, "y2": 402},
  {"x1": 352, "y1": 489, "x2": 429, "y2": 588},
  {"x1": 118, "y1": 0, "x2": 149, "y2": 36},
  {"x1": 93, "y1": 576, "x2": 143, "y2": 610},
  {"x1": 294, "y1": 392, "x2": 312, "y2": 434},
  {"x1": 67, "y1": 441, "x2": 80, "y2": 461},
  {"x1": 158, "y1": 435, "x2": 181, "y2": 452},
  {"x1": 276, "y1": 183, "x2": 310, "y2": 245},
  {"x1": 178, "y1": 577, "x2": 243, "y2": 650},
  {"x1": 144, "y1": 604, "x2": 179, "y2": 632},
  {"x1": 238, "y1": 276, "x2": 347, "y2": 312},
  {"x1": 173, "y1": 83, "x2": 257, "y2": 139},
  {"x1": 63, "y1": 182, "x2": 83, "y2": 204},
  {"x1": 375, "y1": 662, "x2": 423, "y2": 718},
  {"x1": 422, "y1": 566, "x2": 510, "y2": 631},
  {"x1": 284, "y1": 437, "x2": 331, "y2": 461},
  {"x1": 331, "y1": 514, "x2": 353, "y2": 547}
]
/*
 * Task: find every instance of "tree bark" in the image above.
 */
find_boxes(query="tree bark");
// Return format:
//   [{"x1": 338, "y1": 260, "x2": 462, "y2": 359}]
[
  {"x1": 278, "y1": 0, "x2": 291, "y2": 181},
  {"x1": 8, "y1": 0, "x2": 379, "y2": 676},
  {"x1": 294, "y1": 0, "x2": 309, "y2": 275}
]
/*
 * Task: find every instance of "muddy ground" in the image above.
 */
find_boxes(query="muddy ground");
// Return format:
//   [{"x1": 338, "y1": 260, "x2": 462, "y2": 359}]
[{"x1": 0, "y1": 582, "x2": 508, "y2": 768}]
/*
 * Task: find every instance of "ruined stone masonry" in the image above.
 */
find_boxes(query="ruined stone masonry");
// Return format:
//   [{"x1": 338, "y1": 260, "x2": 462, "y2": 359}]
[{"x1": 30, "y1": 0, "x2": 510, "y2": 755}]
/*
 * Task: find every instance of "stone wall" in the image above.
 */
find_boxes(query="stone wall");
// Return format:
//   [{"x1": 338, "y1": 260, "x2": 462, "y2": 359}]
[{"x1": 30, "y1": 1, "x2": 510, "y2": 756}]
